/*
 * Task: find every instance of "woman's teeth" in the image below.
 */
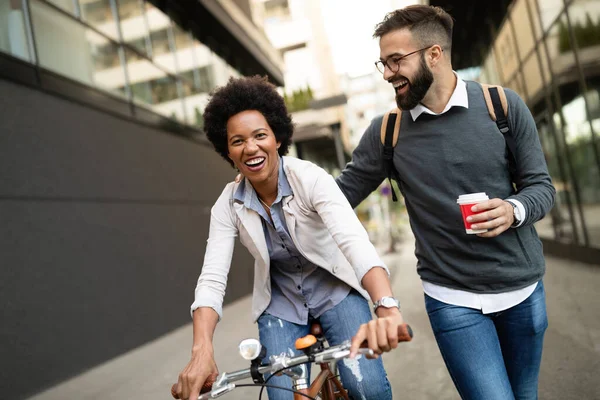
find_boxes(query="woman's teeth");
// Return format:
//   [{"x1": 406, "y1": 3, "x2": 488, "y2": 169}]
[{"x1": 245, "y1": 157, "x2": 265, "y2": 166}]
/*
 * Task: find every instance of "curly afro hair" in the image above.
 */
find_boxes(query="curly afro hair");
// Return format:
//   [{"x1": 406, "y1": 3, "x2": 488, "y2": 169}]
[{"x1": 203, "y1": 75, "x2": 294, "y2": 167}]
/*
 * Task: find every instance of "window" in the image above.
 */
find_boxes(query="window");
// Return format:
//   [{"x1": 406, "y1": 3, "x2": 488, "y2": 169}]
[
  {"x1": 264, "y1": 0, "x2": 290, "y2": 21},
  {"x1": 30, "y1": 0, "x2": 126, "y2": 98},
  {"x1": 506, "y1": 73, "x2": 526, "y2": 99},
  {"x1": 494, "y1": 22, "x2": 519, "y2": 83},
  {"x1": 522, "y1": 53, "x2": 544, "y2": 102},
  {"x1": 538, "y1": 0, "x2": 565, "y2": 31},
  {"x1": 46, "y1": 0, "x2": 77, "y2": 14},
  {"x1": 559, "y1": 93, "x2": 600, "y2": 248},
  {"x1": 172, "y1": 24, "x2": 190, "y2": 52},
  {"x1": 480, "y1": 50, "x2": 501, "y2": 85},
  {"x1": 0, "y1": 0, "x2": 34, "y2": 62},
  {"x1": 118, "y1": 0, "x2": 151, "y2": 56},
  {"x1": 527, "y1": 0, "x2": 544, "y2": 41},
  {"x1": 535, "y1": 115, "x2": 577, "y2": 243},
  {"x1": 79, "y1": 0, "x2": 119, "y2": 40},
  {"x1": 124, "y1": 49, "x2": 184, "y2": 120},
  {"x1": 511, "y1": 0, "x2": 536, "y2": 61}
]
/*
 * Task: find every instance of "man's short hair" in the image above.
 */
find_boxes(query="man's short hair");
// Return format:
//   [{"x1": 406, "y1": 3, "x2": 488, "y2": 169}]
[{"x1": 373, "y1": 5, "x2": 454, "y2": 53}]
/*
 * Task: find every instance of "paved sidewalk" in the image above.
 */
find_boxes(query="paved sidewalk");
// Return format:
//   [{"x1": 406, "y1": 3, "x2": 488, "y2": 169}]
[{"x1": 28, "y1": 230, "x2": 600, "y2": 400}]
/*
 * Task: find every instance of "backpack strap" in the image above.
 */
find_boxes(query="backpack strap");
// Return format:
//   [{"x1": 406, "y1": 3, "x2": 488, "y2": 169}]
[
  {"x1": 380, "y1": 108, "x2": 402, "y2": 147},
  {"x1": 480, "y1": 84, "x2": 518, "y2": 187},
  {"x1": 380, "y1": 108, "x2": 402, "y2": 202}
]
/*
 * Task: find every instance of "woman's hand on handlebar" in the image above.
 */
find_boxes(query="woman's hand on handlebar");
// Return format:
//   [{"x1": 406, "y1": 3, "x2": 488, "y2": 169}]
[
  {"x1": 350, "y1": 308, "x2": 406, "y2": 358},
  {"x1": 173, "y1": 344, "x2": 218, "y2": 400}
]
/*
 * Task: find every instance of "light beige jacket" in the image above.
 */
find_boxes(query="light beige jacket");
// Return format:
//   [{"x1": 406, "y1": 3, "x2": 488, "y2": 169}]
[{"x1": 191, "y1": 156, "x2": 388, "y2": 322}]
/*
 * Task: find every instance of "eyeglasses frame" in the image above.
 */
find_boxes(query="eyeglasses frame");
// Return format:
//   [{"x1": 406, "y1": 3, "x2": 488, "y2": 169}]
[{"x1": 375, "y1": 45, "x2": 437, "y2": 74}]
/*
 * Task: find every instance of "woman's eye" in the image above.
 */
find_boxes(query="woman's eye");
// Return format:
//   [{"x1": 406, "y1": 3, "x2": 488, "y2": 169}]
[
  {"x1": 256, "y1": 133, "x2": 267, "y2": 138},
  {"x1": 231, "y1": 139, "x2": 243, "y2": 145}
]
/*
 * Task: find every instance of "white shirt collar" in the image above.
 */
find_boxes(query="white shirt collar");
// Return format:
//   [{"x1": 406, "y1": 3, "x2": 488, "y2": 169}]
[{"x1": 409, "y1": 71, "x2": 469, "y2": 121}]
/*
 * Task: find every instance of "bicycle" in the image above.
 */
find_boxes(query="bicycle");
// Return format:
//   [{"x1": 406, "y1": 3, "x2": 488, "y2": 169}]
[{"x1": 171, "y1": 322, "x2": 413, "y2": 400}]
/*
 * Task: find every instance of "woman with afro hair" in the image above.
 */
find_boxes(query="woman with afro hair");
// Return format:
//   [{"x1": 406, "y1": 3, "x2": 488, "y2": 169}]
[{"x1": 174, "y1": 76, "x2": 405, "y2": 400}]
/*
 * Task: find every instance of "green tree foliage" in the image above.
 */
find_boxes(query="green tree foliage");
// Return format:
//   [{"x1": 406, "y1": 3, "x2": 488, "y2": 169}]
[
  {"x1": 558, "y1": 21, "x2": 570, "y2": 53},
  {"x1": 283, "y1": 85, "x2": 314, "y2": 112},
  {"x1": 558, "y1": 13, "x2": 600, "y2": 53}
]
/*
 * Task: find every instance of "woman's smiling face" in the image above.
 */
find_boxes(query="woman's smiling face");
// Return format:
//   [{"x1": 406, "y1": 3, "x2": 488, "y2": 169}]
[{"x1": 227, "y1": 110, "x2": 280, "y2": 186}]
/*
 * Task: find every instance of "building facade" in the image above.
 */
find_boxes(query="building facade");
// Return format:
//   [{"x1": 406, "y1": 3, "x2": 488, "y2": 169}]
[
  {"x1": 0, "y1": 1, "x2": 283, "y2": 399},
  {"x1": 0, "y1": 0, "x2": 283, "y2": 129},
  {"x1": 479, "y1": 0, "x2": 600, "y2": 260},
  {"x1": 250, "y1": 0, "x2": 351, "y2": 173}
]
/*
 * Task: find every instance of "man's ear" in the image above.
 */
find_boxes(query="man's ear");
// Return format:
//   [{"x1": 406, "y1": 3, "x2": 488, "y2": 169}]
[{"x1": 429, "y1": 45, "x2": 444, "y2": 66}]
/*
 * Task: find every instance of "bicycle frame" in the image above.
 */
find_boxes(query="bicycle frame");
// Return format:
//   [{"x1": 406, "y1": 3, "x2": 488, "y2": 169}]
[
  {"x1": 294, "y1": 359, "x2": 349, "y2": 400},
  {"x1": 286, "y1": 337, "x2": 351, "y2": 400}
]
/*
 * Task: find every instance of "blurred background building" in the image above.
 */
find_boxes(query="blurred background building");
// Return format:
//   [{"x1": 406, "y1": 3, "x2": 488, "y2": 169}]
[
  {"x1": 471, "y1": 0, "x2": 600, "y2": 261},
  {"x1": 1, "y1": 0, "x2": 599, "y2": 399},
  {"x1": 250, "y1": 0, "x2": 418, "y2": 173},
  {"x1": 0, "y1": 0, "x2": 282, "y2": 398},
  {"x1": 250, "y1": 0, "x2": 349, "y2": 172}
]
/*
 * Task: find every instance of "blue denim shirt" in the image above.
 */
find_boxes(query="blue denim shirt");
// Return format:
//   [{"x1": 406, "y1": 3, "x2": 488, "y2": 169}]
[{"x1": 233, "y1": 158, "x2": 351, "y2": 324}]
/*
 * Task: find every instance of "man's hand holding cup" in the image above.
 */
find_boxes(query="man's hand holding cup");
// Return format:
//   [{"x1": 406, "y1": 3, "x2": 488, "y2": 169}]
[{"x1": 457, "y1": 193, "x2": 515, "y2": 238}]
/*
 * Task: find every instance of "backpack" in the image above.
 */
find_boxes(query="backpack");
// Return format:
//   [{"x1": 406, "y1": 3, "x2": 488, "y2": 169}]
[{"x1": 380, "y1": 84, "x2": 517, "y2": 202}]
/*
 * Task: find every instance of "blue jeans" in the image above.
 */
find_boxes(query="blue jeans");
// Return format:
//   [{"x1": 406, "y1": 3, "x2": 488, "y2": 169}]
[
  {"x1": 425, "y1": 281, "x2": 548, "y2": 400},
  {"x1": 258, "y1": 290, "x2": 392, "y2": 400}
]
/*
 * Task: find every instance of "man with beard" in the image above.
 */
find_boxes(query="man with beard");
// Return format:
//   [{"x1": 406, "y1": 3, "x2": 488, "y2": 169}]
[{"x1": 335, "y1": 4, "x2": 555, "y2": 400}]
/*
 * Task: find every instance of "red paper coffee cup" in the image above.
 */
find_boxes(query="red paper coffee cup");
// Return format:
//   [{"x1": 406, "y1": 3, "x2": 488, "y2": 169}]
[{"x1": 457, "y1": 193, "x2": 489, "y2": 234}]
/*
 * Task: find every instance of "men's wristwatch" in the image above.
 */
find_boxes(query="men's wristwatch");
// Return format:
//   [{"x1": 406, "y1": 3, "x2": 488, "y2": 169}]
[
  {"x1": 373, "y1": 296, "x2": 400, "y2": 313},
  {"x1": 508, "y1": 201, "x2": 523, "y2": 227}
]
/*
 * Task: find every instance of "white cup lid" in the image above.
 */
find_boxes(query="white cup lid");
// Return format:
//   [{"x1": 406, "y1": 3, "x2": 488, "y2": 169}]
[{"x1": 457, "y1": 192, "x2": 489, "y2": 204}]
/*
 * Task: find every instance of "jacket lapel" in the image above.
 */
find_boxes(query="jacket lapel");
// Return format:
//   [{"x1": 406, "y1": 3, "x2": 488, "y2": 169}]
[
  {"x1": 282, "y1": 195, "x2": 297, "y2": 232},
  {"x1": 283, "y1": 195, "x2": 304, "y2": 259},
  {"x1": 233, "y1": 202, "x2": 270, "y2": 266}
]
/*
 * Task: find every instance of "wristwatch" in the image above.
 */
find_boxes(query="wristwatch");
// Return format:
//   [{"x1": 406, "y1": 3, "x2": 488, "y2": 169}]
[
  {"x1": 508, "y1": 201, "x2": 522, "y2": 227},
  {"x1": 373, "y1": 296, "x2": 400, "y2": 313}
]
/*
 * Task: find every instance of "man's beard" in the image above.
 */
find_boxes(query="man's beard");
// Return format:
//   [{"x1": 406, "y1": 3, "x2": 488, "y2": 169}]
[{"x1": 394, "y1": 54, "x2": 433, "y2": 110}]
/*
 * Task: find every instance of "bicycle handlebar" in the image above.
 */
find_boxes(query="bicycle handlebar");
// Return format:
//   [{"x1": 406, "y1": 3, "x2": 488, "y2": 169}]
[{"x1": 171, "y1": 323, "x2": 412, "y2": 399}]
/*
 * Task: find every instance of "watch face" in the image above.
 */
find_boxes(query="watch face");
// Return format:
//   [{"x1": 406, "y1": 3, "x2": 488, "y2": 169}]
[
  {"x1": 514, "y1": 207, "x2": 522, "y2": 221},
  {"x1": 381, "y1": 297, "x2": 398, "y2": 308},
  {"x1": 509, "y1": 202, "x2": 521, "y2": 222}
]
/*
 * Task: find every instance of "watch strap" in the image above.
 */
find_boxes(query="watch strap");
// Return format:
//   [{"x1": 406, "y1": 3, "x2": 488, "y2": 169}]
[
  {"x1": 373, "y1": 296, "x2": 400, "y2": 312},
  {"x1": 507, "y1": 200, "x2": 521, "y2": 227}
]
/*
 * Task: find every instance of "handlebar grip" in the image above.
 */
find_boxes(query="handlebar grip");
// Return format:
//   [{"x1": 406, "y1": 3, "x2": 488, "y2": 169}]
[
  {"x1": 397, "y1": 323, "x2": 413, "y2": 342},
  {"x1": 170, "y1": 373, "x2": 218, "y2": 399},
  {"x1": 360, "y1": 323, "x2": 413, "y2": 348}
]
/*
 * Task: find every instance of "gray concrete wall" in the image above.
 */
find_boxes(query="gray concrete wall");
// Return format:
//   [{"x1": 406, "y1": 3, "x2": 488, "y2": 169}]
[{"x1": 0, "y1": 79, "x2": 254, "y2": 399}]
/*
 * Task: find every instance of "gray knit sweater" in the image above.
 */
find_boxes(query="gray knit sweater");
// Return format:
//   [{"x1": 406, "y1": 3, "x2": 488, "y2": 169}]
[{"x1": 336, "y1": 81, "x2": 555, "y2": 293}]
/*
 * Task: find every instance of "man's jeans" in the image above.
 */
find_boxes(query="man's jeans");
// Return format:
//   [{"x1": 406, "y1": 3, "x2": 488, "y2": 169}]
[
  {"x1": 258, "y1": 290, "x2": 392, "y2": 400},
  {"x1": 425, "y1": 281, "x2": 548, "y2": 400}
]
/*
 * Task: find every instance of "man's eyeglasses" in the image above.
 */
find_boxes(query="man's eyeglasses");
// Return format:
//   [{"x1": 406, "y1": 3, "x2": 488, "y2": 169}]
[{"x1": 375, "y1": 46, "x2": 434, "y2": 74}]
